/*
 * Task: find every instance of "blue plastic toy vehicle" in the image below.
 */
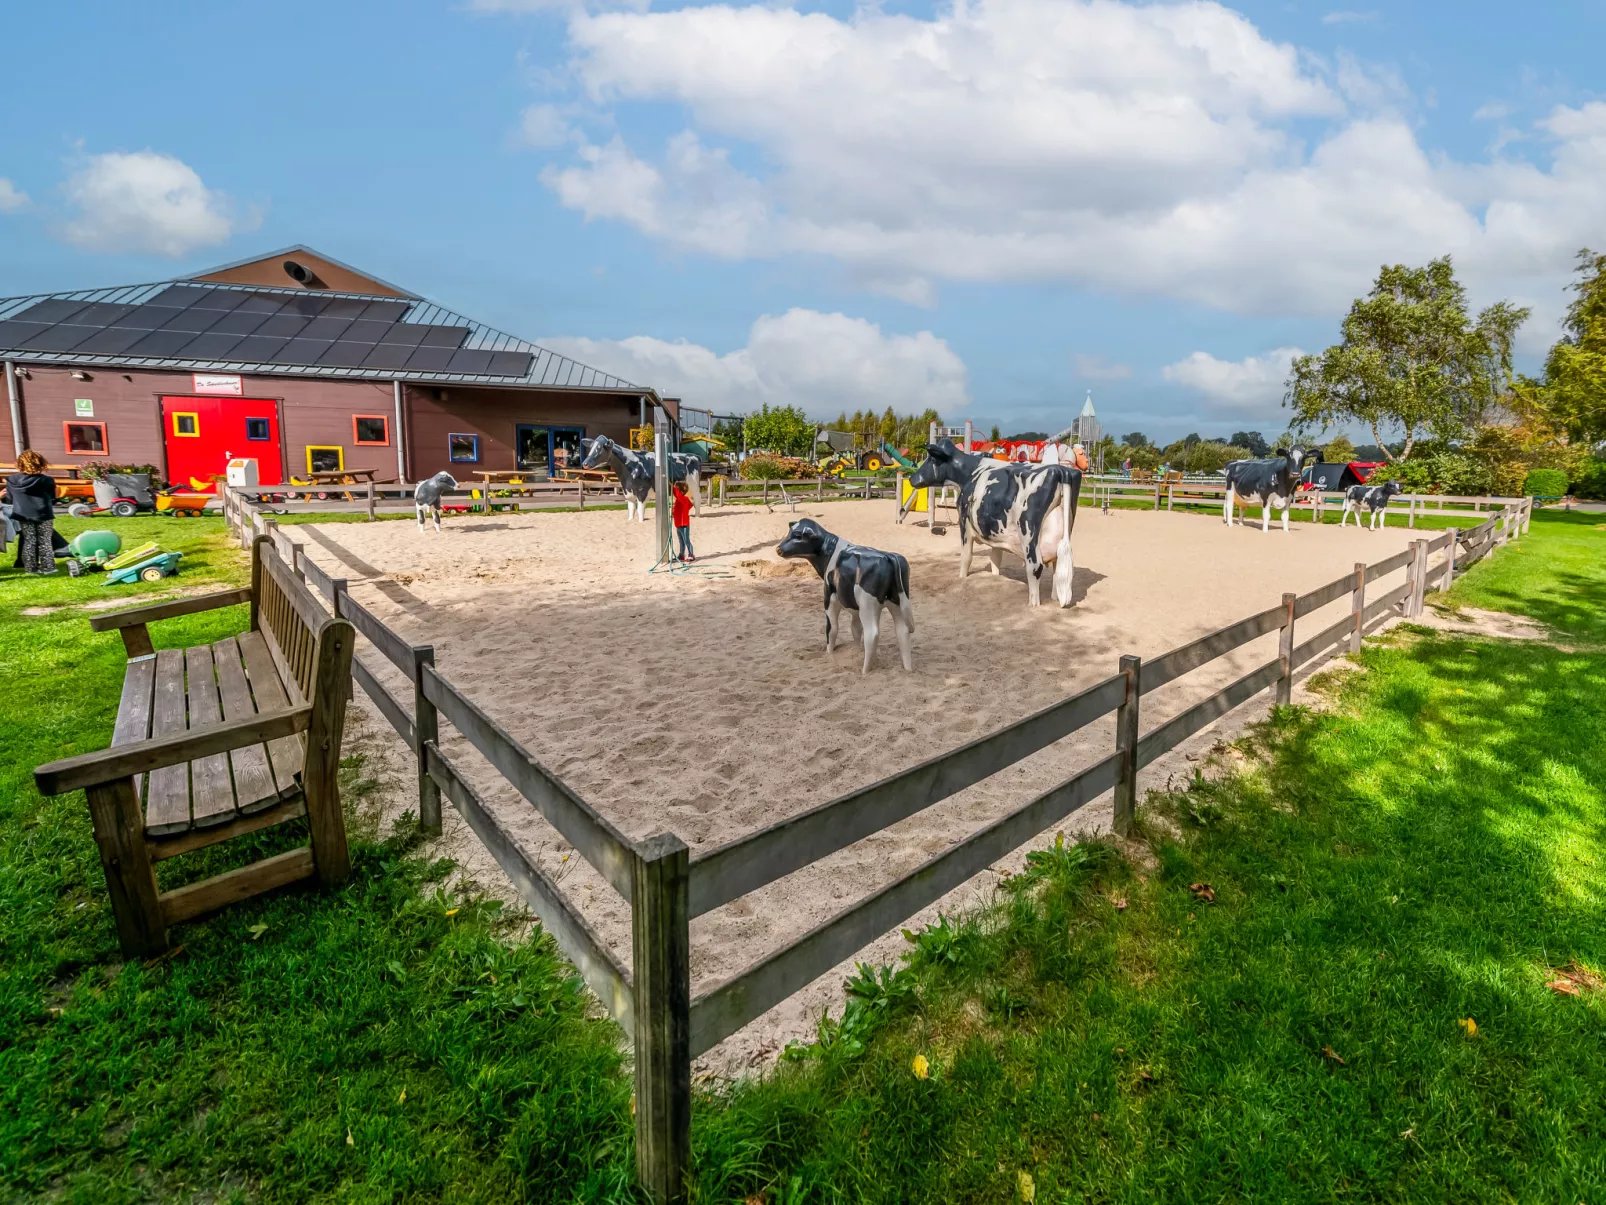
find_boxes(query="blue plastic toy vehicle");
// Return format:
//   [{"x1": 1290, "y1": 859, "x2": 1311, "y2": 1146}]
[{"x1": 103, "y1": 551, "x2": 183, "y2": 585}]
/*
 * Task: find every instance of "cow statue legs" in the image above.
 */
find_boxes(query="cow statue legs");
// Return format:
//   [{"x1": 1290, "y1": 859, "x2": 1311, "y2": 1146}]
[
  {"x1": 1339, "y1": 500, "x2": 1354, "y2": 528},
  {"x1": 1224, "y1": 486, "x2": 1237, "y2": 526},
  {"x1": 959, "y1": 537, "x2": 974, "y2": 579},
  {"x1": 988, "y1": 546, "x2": 1005, "y2": 575}
]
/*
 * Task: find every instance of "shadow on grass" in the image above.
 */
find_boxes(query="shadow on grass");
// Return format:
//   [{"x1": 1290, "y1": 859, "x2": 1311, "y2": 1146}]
[{"x1": 689, "y1": 630, "x2": 1606, "y2": 1204}]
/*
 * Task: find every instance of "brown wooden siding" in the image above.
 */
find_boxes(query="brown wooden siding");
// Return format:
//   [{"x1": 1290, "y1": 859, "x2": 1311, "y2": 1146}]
[
  {"x1": 191, "y1": 251, "x2": 412, "y2": 297},
  {"x1": 402, "y1": 386, "x2": 637, "y2": 480}
]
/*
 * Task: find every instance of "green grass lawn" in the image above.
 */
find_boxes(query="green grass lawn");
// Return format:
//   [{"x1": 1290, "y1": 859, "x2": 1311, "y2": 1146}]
[
  {"x1": 0, "y1": 516, "x2": 635, "y2": 1203},
  {"x1": 4, "y1": 508, "x2": 1601, "y2": 1203},
  {"x1": 689, "y1": 509, "x2": 1606, "y2": 1203}
]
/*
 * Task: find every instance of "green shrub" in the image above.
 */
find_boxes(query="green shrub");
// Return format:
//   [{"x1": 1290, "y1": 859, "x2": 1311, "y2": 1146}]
[
  {"x1": 1524, "y1": 468, "x2": 1569, "y2": 498},
  {"x1": 739, "y1": 454, "x2": 791, "y2": 480},
  {"x1": 1571, "y1": 457, "x2": 1606, "y2": 499}
]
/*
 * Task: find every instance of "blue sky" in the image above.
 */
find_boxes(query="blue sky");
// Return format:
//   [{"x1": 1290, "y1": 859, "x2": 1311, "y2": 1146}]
[{"x1": 2, "y1": 0, "x2": 1603, "y2": 442}]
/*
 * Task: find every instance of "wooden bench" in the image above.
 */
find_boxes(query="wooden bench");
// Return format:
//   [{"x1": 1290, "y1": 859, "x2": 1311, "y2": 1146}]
[{"x1": 34, "y1": 537, "x2": 355, "y2": 958}]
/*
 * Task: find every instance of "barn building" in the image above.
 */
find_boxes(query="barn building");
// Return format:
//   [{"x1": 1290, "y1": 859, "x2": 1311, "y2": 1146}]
[{"x1": 0, "y1": 246, "x2": 668, "y2": 487}]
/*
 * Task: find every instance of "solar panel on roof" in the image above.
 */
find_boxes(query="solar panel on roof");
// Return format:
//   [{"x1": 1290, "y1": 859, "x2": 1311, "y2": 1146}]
[
  {"x1": 277, "y1": 337, "x2": 334, "y2": 365},
  {"x1": 233, "y1": 293, "x2": 286, "y2": 314},
  {"x1": 13, "y1": 298, "x2": 90, "y2": 324},
  {"x1": 116, "y1": 303, "x2": 183, "y2": 330},
  {"x1": 281, "y1": 294, "x2": 332, "y2": 317},
  {"x1": 443, "y1": 349, "x2": 496, "y2": 375},
  {"x1": 359, "y1": 343, "x2": 415, "y2": 370},
  {"x1": 160, "y1": 307, "x2": 225, "y2": 334},
  {"x1": 188, "y1": 289, "x2": 251, "y2": 313},
  {"x1": 181, "y1": 331, "x2": 246, "y2": 361},
  {"x1": 344, "y1": 319, "x2": 391, "y2": 343},
  {"x1": 419, "y1": 325, "x2": 470, "y2": 348},
  {"x1": 300, "y1": 315, "x2": 353, "y2": 340},
  {"x1": 358, "y1": 300, "x2": 410, "y2": 322},
  {"x1": 487, "y1": 350, "x2": 535, "y2": 377},
  {"x1": 124, "y1": 329, "x2": 198, "y2": 357},
  {"x1": 319, "y1": 298, "x2": 370, "y2": 319},
  {"x1": 253, "y1": 313, "x2": 310, "y2": 339},
  {"x1": 23, "y1": 325, "x2": 99, "y2": 353},
  {"x1": 316, "y1": 340, "x2": 373, "y2": 368},
  {"x1": 208, "y1": 309, "x2": 269, "y2": 337},
  {"x1": 378, "y1": 324, "x2": 426, "y2": 346},
  {"x1": 0, "y1": 321, "x2": 50, "y2": 346},
  {"x1": 71, "y1": 327, "x2": 149, "y2": 356},
  {"x1": 403, "y1": 345, "x2": 457, "y2": 372},
  {"x1": 227, "y1": 334, "x2": 290, "y2": 361},
  {"x1": 71, "y1": 302, "x2": 139, "y2": 326},
  {"x1": 150, "y1": 284, "x2": 215, "y2": 306}
]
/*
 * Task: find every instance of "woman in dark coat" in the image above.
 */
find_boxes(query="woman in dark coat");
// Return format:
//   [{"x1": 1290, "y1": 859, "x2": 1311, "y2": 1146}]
[{"x1": 5, "y1": 449, "x2": 60, "y2": 574}]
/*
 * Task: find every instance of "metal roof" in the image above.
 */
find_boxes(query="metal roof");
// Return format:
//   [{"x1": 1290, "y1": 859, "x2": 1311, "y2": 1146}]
[{"x1": 0, "y1": 278, "x2": 644, "y2": 393}]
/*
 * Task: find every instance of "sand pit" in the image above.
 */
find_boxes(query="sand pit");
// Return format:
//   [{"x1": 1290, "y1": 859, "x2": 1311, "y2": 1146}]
[{"x1": 299, "y1": 498, "x2": 1419, "y2": 1072}]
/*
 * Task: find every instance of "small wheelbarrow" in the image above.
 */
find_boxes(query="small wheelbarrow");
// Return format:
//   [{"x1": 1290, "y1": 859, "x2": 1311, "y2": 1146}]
[
  {"x1": 156, "y1": 492, "x2": 213, "y2": 517},
  {"x1": 104, "y1": 550, "x2": 183, "y2": 585}
]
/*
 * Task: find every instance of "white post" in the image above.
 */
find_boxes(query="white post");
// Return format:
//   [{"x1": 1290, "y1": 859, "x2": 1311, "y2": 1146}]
[
  {"x1": 392, "y1": 380, "x2": 407, "y2": 484},
  {"x1": 4, "y1": 360, "x2": 23, "y2": 458},
  {"x1": 963, "y1": 420, "x2": 973, "y2": 452},
  {"x1": 654, "y1": 429, "x2": 670, "y2": 562}
]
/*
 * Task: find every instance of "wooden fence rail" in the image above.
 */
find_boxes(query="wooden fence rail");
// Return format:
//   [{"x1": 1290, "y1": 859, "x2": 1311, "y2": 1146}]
[{"x1": 219, "y1": 486, "x2": 1531, "y2": 1204}]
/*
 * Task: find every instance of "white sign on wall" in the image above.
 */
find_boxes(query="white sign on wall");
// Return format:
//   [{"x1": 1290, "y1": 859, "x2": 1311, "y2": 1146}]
[
  {"x1": 193, "y1": 373, "x2": 243, "y2": 395},
  {"x1": 74, "y1": 398, "x2": 94, "y2": 417}
]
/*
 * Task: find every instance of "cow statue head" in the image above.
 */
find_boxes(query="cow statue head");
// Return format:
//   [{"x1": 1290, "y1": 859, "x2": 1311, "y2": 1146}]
[
  {"x1": 1380, "y1": 478, "x2": 1403, "y2": 498},
  {"x1": 777, "y1": 518, "x2": 830, "y2": 562},
  {"x1": 909, "y1": 439, "x2": 968, "y2": 490},
  {"x1": 581, "y1": 436, "x2": 614, "y2": 471}
]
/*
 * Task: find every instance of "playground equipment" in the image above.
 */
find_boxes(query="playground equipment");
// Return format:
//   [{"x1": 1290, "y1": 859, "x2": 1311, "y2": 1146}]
[
  {"x1": 103, "y1": 546, "x2": 182, "y2": 585},
  {"x1": 860, "y1": 441, "x2": 915, "y2": 472},
  {"x1": 63, "y1": 530, "x2": 122, "y2": 576}
]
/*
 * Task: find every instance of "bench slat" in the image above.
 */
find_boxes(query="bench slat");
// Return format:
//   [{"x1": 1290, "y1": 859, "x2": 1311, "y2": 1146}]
[
  {"x1": 238, "y1": 629, "x2": 305, "y2": 799},
  {"x1": 212, "y1": 636, "x2": 281, "y2": 813},
  {"x1": 112, "y1": 656, "x2": 157, "y2": 748},
  {"x1": 184, "y1": 646, "x2": 238, "y2": 830},
  {"x1": 144, "y1": 650, "x2": 191, "y2": 836}
]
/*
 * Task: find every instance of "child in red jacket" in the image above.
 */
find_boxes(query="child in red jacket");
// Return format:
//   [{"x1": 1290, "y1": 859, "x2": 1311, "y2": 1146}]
[{"x1": 671, "y1": 482, "x2": 695, "y2": 562}]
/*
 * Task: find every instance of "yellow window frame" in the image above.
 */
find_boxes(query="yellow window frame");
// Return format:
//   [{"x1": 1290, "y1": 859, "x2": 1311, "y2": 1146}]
[
  {"x1": 171, "y1": 411, "x2": 200, "y2": 437},
  {"x1": 305, "y1": 445, "x2": 345, "y2": 474}
]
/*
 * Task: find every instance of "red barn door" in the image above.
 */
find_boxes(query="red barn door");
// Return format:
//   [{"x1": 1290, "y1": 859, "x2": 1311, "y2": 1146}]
[{"x1": 161, "y1": 396, "x2": 283, "y2": 489}]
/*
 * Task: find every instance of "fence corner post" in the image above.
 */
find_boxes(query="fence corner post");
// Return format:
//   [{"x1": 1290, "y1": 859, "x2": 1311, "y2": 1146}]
[
  {"x1": 1276, "y1": 592, "x2": 1296, "y2": 707},
  {"x1": 412, "y1": 645, "x2": 441, "y2": 835},
  {"x1": 1442, "y1": 527, "x2": 1458, "y2": 590},
  {"x1": 1113, "y1": 655, "x2": 1141, "y2": 837},
  {"x1": 632, "y1": 832, "x2": 691, "y2": 1205},
  {"x1": 1349, "y1": 562, "x2": 1367, "y2": 653}
]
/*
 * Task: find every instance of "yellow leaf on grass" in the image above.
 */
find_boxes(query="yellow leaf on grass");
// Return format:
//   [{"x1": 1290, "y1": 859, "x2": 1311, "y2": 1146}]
[
  {"x1": 398, "y1": 1088, "x2": 407, "y2": 1104},
  {"x1": 445, "y1": 908, "x2": 459, "y2": 917},
  {"x1": 1018, "y1": 1169, "x2": 1036, "y2": 1202},
  {"x1": 1459, "y1": 1017, "x2": 1478, "y2": 1038},
  {"x1": 346, "y1": 1129, "x2": 354, "y2": 1147},
  {"x1": 912, "y1": 1054, "x2": 930, "y2": 1080}
]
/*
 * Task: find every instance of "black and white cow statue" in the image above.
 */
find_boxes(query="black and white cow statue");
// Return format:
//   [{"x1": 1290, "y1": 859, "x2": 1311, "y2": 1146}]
[
  {"x1": 907, "y1": 439, "x2": 1081, "y2": 608},
  {"x1": 581, "y1": 435, "x2": 702, "y2": 523},
  {"x1": 1223, "y1": 447, "x2": 1310, "y2": 533},
  {"x1": 777, "y1": 519, "x2": 914, "y2": 673},
  {"x1": 1340, "y1": 478, "x2": 1403, "y2": 530},
  {"x1": 414, "y1": 471, "x2": 458, "y2": 533}
]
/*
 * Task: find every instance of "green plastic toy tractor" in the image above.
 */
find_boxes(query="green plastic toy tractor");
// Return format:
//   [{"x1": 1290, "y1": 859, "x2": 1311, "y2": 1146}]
[{"x1": 64, "y1": 530, "x2": 123, "y2": 577}]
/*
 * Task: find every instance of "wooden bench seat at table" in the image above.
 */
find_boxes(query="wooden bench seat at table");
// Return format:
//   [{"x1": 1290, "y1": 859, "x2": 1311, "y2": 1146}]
[{"x1": 33, "y1": 537, "x2": 355, "y2": 959}]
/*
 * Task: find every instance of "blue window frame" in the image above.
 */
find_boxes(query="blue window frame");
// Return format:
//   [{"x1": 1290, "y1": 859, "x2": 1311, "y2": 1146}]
[{"x1": 449, "y1": 433, "x2": 480, "y2": 463}]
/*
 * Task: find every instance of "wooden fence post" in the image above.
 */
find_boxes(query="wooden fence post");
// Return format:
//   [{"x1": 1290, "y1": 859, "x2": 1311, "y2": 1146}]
[
  {"x1": 1408, "y1": 540, "x2": 1428, "y2": 617},
  {"x1": 632, "y1": 833, "x2": 691, "y2": 1205},
  {"x1": 1442, "y1": 528, "x2": 1458, "y2": 590},
  {"x1": 1154, "y1": 482, "x2": 1162, "y2": 511},
  {"x1": 366, "y1": 479, "x2": 376, "y2": 521},
  {"x1": 817, "y1": 476, "x2": 824, "y2": 501},
  {"x1": 1349, "y1": 562, "x2": 1367, "y2": 653},
  {"x1": 1113, "y1": 654, "x2": 1140, "y2": 837},
  {"x1": 578, "y1": 479, "x2": 586, "y2": 510},
  {"x1": 1276, "y1": 592, "x2": 1296, "y2": 707},
  {"x1": 412, "y1": 645, "x2": 441, "y2": 835}
]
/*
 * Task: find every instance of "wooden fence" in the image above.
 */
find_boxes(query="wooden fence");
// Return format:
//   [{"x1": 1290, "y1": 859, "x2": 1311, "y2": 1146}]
[{"x1": 221, "y1": 486, "x2": 1527, "y2": 1204}]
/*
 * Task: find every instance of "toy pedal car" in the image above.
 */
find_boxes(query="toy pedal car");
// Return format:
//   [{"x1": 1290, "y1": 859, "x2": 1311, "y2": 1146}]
[
  {"x1": 156, "y1": 492, "x2": 213, "y2": 516},
  {"x1": 103, "y1": 550, "x2": 182, "y2": 585}
]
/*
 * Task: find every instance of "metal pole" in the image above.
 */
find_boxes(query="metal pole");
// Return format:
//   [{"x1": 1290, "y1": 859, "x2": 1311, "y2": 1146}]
[
  {"x1": 392, "y1": 380, "x2": 407, "y2": 484},
  {"x1": 654, "y1": 429, "x2": 670, "y2": 562},
  {"x1": 5, "y1": 361, "x2": 24, "y2": 457}
]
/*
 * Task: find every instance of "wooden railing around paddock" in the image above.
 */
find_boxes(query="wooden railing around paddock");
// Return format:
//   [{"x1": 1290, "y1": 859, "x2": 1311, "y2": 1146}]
[{"x1": 217, "y1": 485, "x2": 1531, "y2": 1205}]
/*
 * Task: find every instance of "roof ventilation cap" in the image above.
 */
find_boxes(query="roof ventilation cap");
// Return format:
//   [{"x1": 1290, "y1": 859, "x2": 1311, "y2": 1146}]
[{"x1": 283, "y1": 260, "x2": 322, "y2": 287}]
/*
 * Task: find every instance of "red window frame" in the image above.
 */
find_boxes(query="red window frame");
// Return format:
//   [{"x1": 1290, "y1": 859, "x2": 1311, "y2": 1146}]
[
  {"x1": 63, "y1": 420, "x2": 109, "y2": 456},
  {"x1": 352, "y1": 414, "x2": 390, "y2": 446}
]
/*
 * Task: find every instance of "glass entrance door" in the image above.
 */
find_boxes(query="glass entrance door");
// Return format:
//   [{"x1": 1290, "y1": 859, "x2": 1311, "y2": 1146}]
[
  {"x1": 551, "y1": 427, "x2": 584, "y2": 475},
  {"x1": 515, "y1": 425, "x2": 550, "y2": 477}
]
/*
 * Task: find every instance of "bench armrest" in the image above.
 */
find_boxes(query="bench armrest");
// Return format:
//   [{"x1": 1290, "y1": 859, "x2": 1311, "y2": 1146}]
[
  {"x1": 89, "y1": 587, "x2": 254, "y2": 633},
  {"x1": 35, "y1": 706, "x2": 311, "y2": 796}
]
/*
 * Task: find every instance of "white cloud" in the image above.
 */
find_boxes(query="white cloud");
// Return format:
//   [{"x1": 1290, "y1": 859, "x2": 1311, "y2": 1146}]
[
  {"x1": 518, "y1": 0, "x2": 1606, "y2": 327},
  {"x1": 61, "y1": 150, "x2": 246, "y2": 256},
  {"x1": 541, "y1": 308, "x2": 969, "y2": 414},
  {"x1": 1162, "y1": 347, "x2": 1304, "y2": 420},
  {"x1": 1073, "y1": 353, "x2": 1132, "y2": 381},
  {"x1": 519, "y1": 104, "x2": 573, "y2": 148},
  {"x1": 0, "y1": 178, "x2": 28, "y2": 213}
]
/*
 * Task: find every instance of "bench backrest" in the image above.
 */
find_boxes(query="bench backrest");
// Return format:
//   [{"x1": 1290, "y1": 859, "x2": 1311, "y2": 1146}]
[{"x1": 249, "y1": 538, "x2": 348, "y2": 708}]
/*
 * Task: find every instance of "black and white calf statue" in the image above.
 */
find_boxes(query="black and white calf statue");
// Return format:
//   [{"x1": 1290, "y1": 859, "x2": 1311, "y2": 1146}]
[
  {"x1": 580, "y1": 434, "x2": 702, "y2": 523},
  {"x1": 777, "y1": 519, "x2": 915, "y2": 673},
  {"x1": 414, "y1": 471, "x2": 458, "y2": 533},
  {"x1": 1340, "y1": 478, "x2": 1403, "y2": 530},
  {"x1": 907, "y1": 439, "x2": 1081, "y2": 608},
  {"x1": 1223, "y1": 447, "x2": 1310, "y2": 533}
]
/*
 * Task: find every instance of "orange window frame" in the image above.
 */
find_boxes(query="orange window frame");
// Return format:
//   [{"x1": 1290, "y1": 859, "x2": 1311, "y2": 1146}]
[
  {"x1": 352, "y1": 414, "x2": 390, "y2": 445},
  {"x1": 63, "y1": 421, "x2": 110, "y2": 456},
  {"x1": 172, "y1": 411, "x2": 200, "y2": 437}
]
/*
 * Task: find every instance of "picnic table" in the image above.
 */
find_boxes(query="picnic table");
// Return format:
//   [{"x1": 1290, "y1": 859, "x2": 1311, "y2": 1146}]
[{"x1": 305, "y1": 469, "x2": 382, "y2": 486}]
